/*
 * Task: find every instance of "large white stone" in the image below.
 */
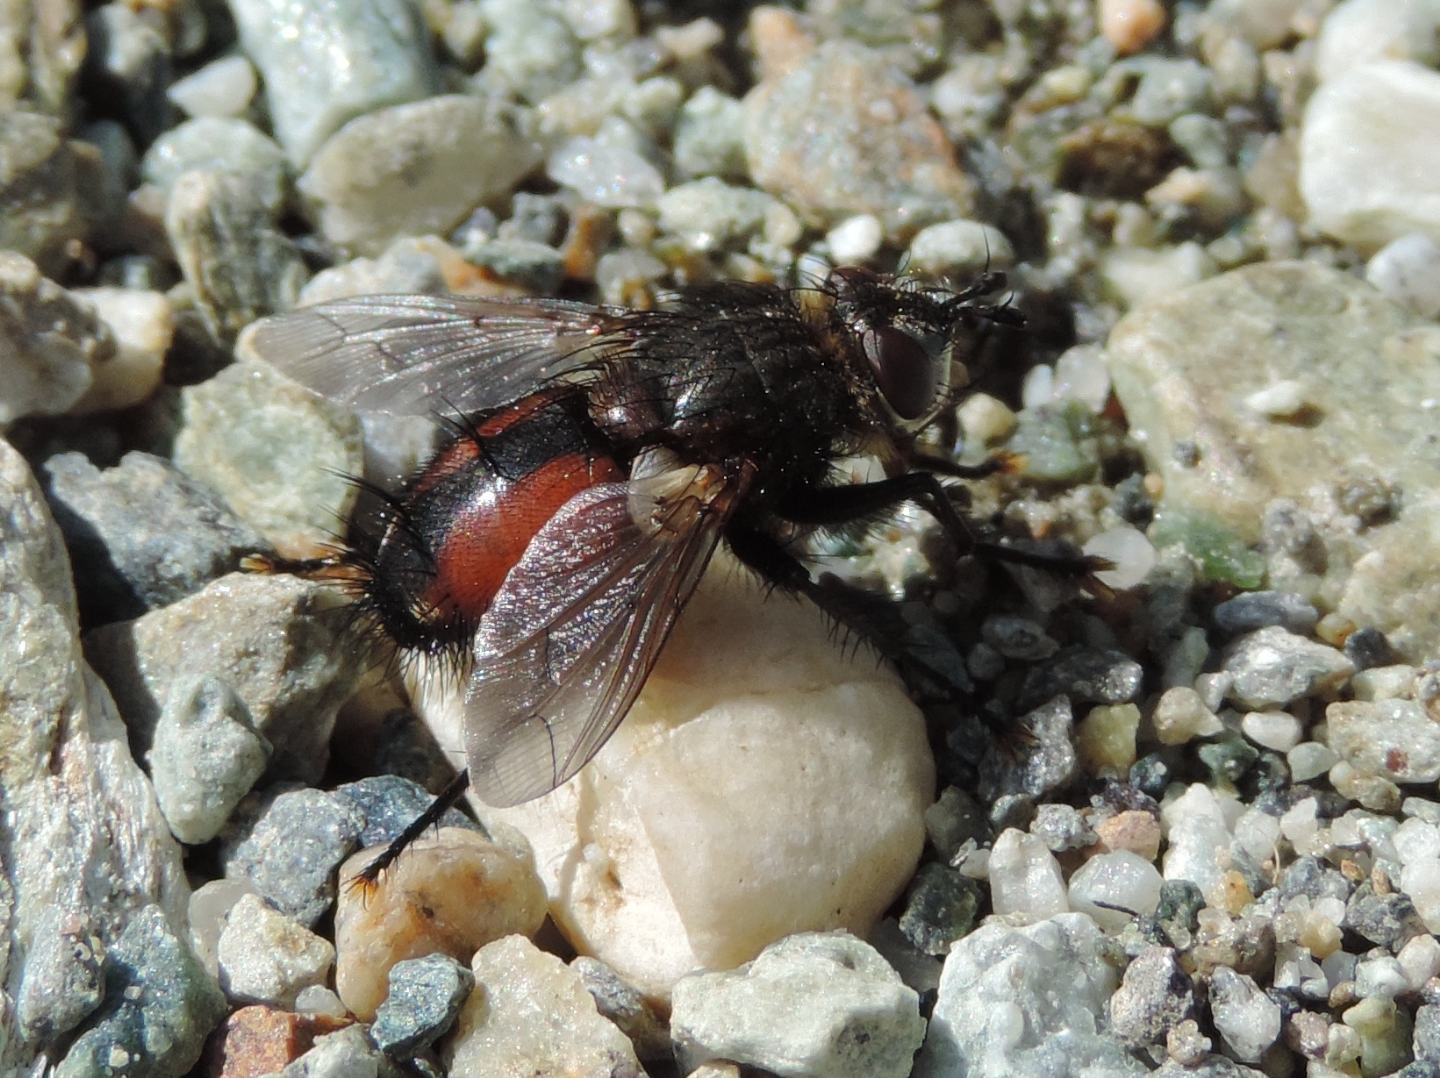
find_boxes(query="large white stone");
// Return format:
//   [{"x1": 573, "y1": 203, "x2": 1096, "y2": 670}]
[
  {"x1": 1300, "y1": 61, "x2": 1440, "y2": 250},
  {"x1": 414, "y1": 558, "x2": 935, "y2": 999}
]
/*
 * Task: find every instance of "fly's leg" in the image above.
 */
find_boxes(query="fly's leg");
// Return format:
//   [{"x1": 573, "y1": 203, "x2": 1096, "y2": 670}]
[{"x1": 345, "y1": 769, "x2": 476, "y2": 891}]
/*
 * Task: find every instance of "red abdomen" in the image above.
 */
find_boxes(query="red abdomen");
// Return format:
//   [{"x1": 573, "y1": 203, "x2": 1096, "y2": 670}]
[{"x1": 363, "y1": 389, "x2": 621, "y2": 653}]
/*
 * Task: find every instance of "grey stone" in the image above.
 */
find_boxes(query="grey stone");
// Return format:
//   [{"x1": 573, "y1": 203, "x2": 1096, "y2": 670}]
[
  {"x1": 897, "y1": 863, "x2": 982, "y2": 957},
  {"x1": 85, "y1": 572, "x2": 361, "y2": 781},
  {"x1": 672, "y1": 932, "x2": 925, "y2": 1078},
  {"x1": 219, "y1": 786, "x2": 364, "y2": 927},
  {"x1": 0, "y1": 251, "x2": 112, "y2": 423},
  {"x1": 141, "y1": 117, "x2": 290, "y2": 215},
  {"x1": 1345, "y1": 885, "x2": 1427, "y2": 948},
  {"x1": 915, "y1": 914, "x2": 1147, "y2": 1077},
  {"x1": 148, "y1": 675, "x2": 271, "y2": 844},
  {"x1": 297, "y1": 235, "x2": 452, "y2": 305},
  {"x1": 547, "y1": 129, "x2": 665, "y2": 210},
  {"x1": 332, "y1": 774, "x2": 480, "y2": 849},
  {"x1": 55, "y1": 905, "x2": 224, "y2": 1078},
  {"x1": 0, "y1": 436, "x2": 191, "y2": 1072},
  {"x1": 978, "y1": 696, "x2": 1077, "y2": 808},
  {"x1": 1212, "y1": 590, "x2": 1320, "y2": 636},
  {"x1": 14, "y1": 907, "x2": 105, "y2": 1041},
  {"x1": 572, "y1": 957, "x2": 670, "y2": 1063},
  {"x1": 1108, "y1": 945, "x2": 1196, "y2": 1047},
  {"x1": 299, "y1": 93, "x2": 542, "y2": 255},
  {"x1": 370, "y1": 953, "x2": 474, "y2": 1056},
  {"x1": 1019, "y1": 647, "x2": 1144, "y2": 710},
  {"x1": 1029, "y1": 803, "x2": 1097, "y2": 853},
  {"x1": 1221, "y1": 626, "x2": 1354, "y2": 709},
  {"x1": 41, "y1": 450, "x2": 268, "y2": 625},
  {"x1": 165, "y1": 169, "x2": 309, "y2": 339},
  {"x1": 981, "y1": 615, "x2": 1058, "y2": 661},
  {"x1": 1416, "y1": 1003, "x2": 1440, "y2": 1062},
  {"x1": 228, "y1": 0, "x2": 437, "y2": 164},
  {"x1": 1106, "y1": 262, "x2": 1440, "y2": 662},
  {"x1": 464, "y1": 238, "x2": 564, "y2": 292},
  {"x1": 172, "y1": 360, "x2": 363, "y2": 551},
  {"x1": 743, "y1": 42, "x2": 974, "y2": 238},
  {"x1": 655, "y1": 177, "x2": 787, "y2": 252},
  {"x1": 0, "y1": 111, "x2": 95, "y2": 274},
  {"x1": 279, "y1": 1024, "x2": 386, "y2": 1077}
]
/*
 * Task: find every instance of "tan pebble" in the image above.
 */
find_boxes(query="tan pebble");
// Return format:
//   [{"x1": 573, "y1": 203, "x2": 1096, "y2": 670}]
[
  {"x1": 747, "y1": 6, "x2": 816, "y2": 82},
  {"x1": 1095, "y1": 809, "x2": 1162, "y2": 861},
  {"x1": 1217, "y1": 870, "x2": 1254, "y2": 913},
  {"x1": 1098, "y1": 0, "x2": 1167, "y2": 55},
  {"x1": 332, "y1": 827, "x2": 547, "y2": 1020},
  {"x1": 1299, "y1": 910, "x2": 1342, "y2": 959},
  {"x1": 1077, "y1": 703, "x2": 1139, "y2": 777}
]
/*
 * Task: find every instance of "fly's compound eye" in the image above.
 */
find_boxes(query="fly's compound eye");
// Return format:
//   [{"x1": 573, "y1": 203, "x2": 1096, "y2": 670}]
[{"x1": 862, "y1": 325, "x2": 939, "y2": 422}]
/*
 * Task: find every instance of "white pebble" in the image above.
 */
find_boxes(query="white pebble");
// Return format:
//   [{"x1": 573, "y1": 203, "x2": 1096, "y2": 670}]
[
  {"x1": 955, "y1": 392, "x2": 1017, "y2": 446},
  {"x1": 1396, "y1": 934, "x2": 1440, "y2": 990},
  {"x1": 1052, "y1": 345, "x2": 1112, "y2": 412},
  {"x1": 1354, "y1": 956, "x2": 1409, "y2": 999},
  {"x1": 1210, "y1": 966, "x2": 1282, "y2": 1062},
  {"x1": 217, "y1": 893, "x2": 334, "y2": 1008},
  {"x1": 826, "y1": 214, "x2": 883, "y2": 264},
  {"x1": 905, "y1": 219, "x2": 1014, "y2": 275},
  {"x1": 1393, "y1": 817, "x2": 1440, "y2": 866},
  {"x1": 69, "y1": 288, "x2": 173, "y2": 414},
  {"x1": 1241, "y1": 710, "x2": 1303, "y2": 752},
  {"x1": 1400, "y1": 857, "x2": 1440, "y2": 932},
  {"x1": 1288, "y1": 741, "x2": 1338, "y2": 782},
  {"x1": 1243, "y1": 379, "x2": 1310, "y2": 419},
  {"x1": 1365, "y1": 233, "x2": 1440, "y2": 317},
  {"x1": 1083, "y1": 526, "x2": 1156, "y2": 591},
  {"x1": 167, "y1": 54, "x2": 258, "y2": 118},
  {"x1": 1314, "y1": 0, "x2": 1440, "y2": 83},
  {"x1": 1300, "y1": 60, "x2": 1440, "y2": 250},
  {"x1": 1232, "y1": 807, "x2": 1282, "y2": 863},
  {"x1": 1160, "y1": 784, "x2": 1233, "y2": 903},
  {"x1": 1020, "y1": 363, "x2": 1054, "y2": 409},
  {"x1": 1066, "y1": 850, "x2": 1162, "y2": 932},
  {"x1": 1152, "y1": 686, "x2": 1223, "y2": 746},
  {"x1": 988, "y1": 829, "x2": 1069, "y2": 922}
]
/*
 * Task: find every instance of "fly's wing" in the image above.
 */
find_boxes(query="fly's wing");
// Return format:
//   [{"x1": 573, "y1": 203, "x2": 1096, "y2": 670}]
[
  {"x1": 242, "y1": 294, "x2": 621, "y2": 416},
  {"x1": 461, "y1": 464, "x2": 744, "y2": 807}
]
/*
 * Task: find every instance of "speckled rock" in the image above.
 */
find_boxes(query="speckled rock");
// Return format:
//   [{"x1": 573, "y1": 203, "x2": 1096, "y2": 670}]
[
  {"x1": 743, "y1": 42, "x2": 973, "y2": 238},
  {"x1": 445, "y1": 560, "x2": 935, "y2": 999},
  {"x1": 370, "y1": 953, "x2": 475, "y2": 1056},
  {"x1": 1221, "y1": 627, "x2": 1355, "y2": 709},
  {"x1": 332, "y1": 774, "x2": 479, "y2": 849},
  {"x1": 332, "y1": 827, "x2": 547, "y2": 1020},
  {"x1": 217, "y1": 893, "x2": 334, "y2": 1008},
  {"x1": 915, "y1": 914, "x2": 1147, "y2": 1078},
  {"x1": 40, "y1": 450, "x2": 266, "y2": 626},
  {"x1": 0, "y1": 250, "x2": 113, "y2": 423},
  {"x1": 572, "y1": 957, "x2": 671, "y2": 1063},
  {"x1": 1106, "y1": 261, "x2": 1440, "y2": 662},
  {"x1": 298, "y1": 93, "x2": 542, "y2": 254},
  {"x1": 172, "y1": 360, "x2": 363, "y2": 552},
  {"x1": 671, "y1": 932, "x2": 924, "y2": 1078},
  {"x1": 0, "y1": 111, "x2": 95, "y2": 273},
  {"x1": 228, "y1": 0, "x2": 438, "y2": 164},
  {"x1": 445, "y1": 935, "x2": 641, "y2": 1077},
  {"x1": 1328, "y1": 699, "x2": 1440, "y2": 784},
  {"x1": 0, "y1": 437, "x2": 194, "y2": 1071},
  {"x1": 85, "y1": 572, "x2": 360, "y2": 781},
  {"x1": 1109, "y1": 946, "x2": 1197, "y2": 1048},
  {"x1": 219, "y1": 786, "x2": 364, "y2": 928},
  {"x1": 141, "y1": 117, "x2": 290, "y2": 215}
]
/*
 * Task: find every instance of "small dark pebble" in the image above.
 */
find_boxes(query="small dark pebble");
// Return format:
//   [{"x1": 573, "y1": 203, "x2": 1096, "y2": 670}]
[
  {"x1": 573, "y1": 957, "x2": 671, "y2": 1062},
  {"x1": 1198, "y1": 734, "x2": 1260, "y2": 786},
  {"x1": 1156, "y1": 880, "x2": 1206, "y2": 936},
  {"x1": 1342, "y1": 626, "x2": 1397, "y2": 670},
  {"x1": 1107, "y1": 945, "x2": 1196, "y2": 1048},
  {"x1": 1344, "y1": 886, "x2": 1426, "y2": 948},
  {"x1": 369, "y1": 953, "x2": 474, "y2": 1057},
  {"x1": 332, "y1": 774, "x2": 481, "y2": 850},
  {"x1": 1278, "y1": 856, "x2": 1352, "y2": 904},
  {"x1": 1018, "y1": 646, "x2": 1143, "y2": 711},
  {"x1": 898, "y1": 863, "x2": 983, "y2": 956},
  {"x1": 1212, "y1": 591, "x2": 1319, "y2": 636},
  {"x1": 1129, "y1": 753, "x2": 1174, "y2": 799}
]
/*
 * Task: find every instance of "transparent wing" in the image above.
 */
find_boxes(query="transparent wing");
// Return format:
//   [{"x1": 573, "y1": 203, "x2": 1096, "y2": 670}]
[
  {"x1": 242, "y1": 293, "x2": 621, "y2": 416},
  {"x1": 461, "y1": 465, "x2": 742, "y2": 807}
]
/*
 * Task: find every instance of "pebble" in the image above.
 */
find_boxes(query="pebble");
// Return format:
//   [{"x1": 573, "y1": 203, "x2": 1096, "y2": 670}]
[
  {"x1": 1345, "y1": 885, "x2": 1427, "y2": 949},
  {"x1": 898, "y1": 863, "x2": 982, "y2": 956},
  {"x1": 1240, "y1": 710, "x2": 1303, "y2": 753},
  {"x1": 924, "y1": 785, "x2": 987, "y2": 862},
  {"x1": 299, "y1": 94, "x2": 542, "y2": 254},
  {"x1": 1209, "y1": 966, "x2": 1282, "y2": 1062},
  {"x1": 988, "y1": 829, "x2": 1070, "y2": 922},
  {"x1": 465, "y1": 563, "x2": 934, "y2": 999},
  {"x1": 905, "y1": 219, "x2": 1015, "y2": 275},
  {"x1": 1018, "y1": 647, "x2": 1144, "y2": 711},
  {"x1": 220, "y1": 786, "x2": 364, "y2": 928},
  {"x1": 825, "y1": 213, "x2": 883, "y2": 264},
  {"x1": 1343, "y1": 995, "x2": 1414, "y2": 1076},
  {"x1": 81, "y1": 4, "x2": 171, "y2": 144},
  {"x1": 673, "y1": 86, "x2": 747, "y2": 180},
  {"x1": 228, "y1": 0, "x2": 437, "y2": 164},
  {"x1": 0, "y1": 251, "x2": 112, "y2": 423},
  {"x1": 1095, "y1": 810, "x2": 1163, "y2": 861},
  {"x1": 1355, "y1": 956, "x2": 1410, "y2": 1000},
  {"x1": 915, "y1": 914, "x2": 1146, "y2": 1077},
  {"x1": 1352, "y1": 664, "x2": 1420, "y2": 702},
  {"x1": 670, "y1": 932, "x2": 924, "y2": 1078},
  {"x1": 148, "y1": 674, "x2": 271, "y2": 844},
  {"x1": 655, "y1": 176, "x2": 790, "y2": 252},
  {"x1": 55, "y1": 905, "x2": 225, "y2": 1078},
  {"x1": 446, "y1": 935, "x2": 641, "y2": 1077},
  {"x1": 198, "y1": 1005, "x2": 342, "y2": 1077},
  {"x1": 40, "y1": 450, "x2": 266, "y2": 625},
  {"x1": 982, "y1": 615, "x2": 1058, "y2": 661},
  {"x1": 1076, "y1": 703, "x2": 1140, "y2": 778},
  {"x1": 1005, "y1": 406, "x2": 1102, "y2": 484},
  {"x1": 69, "y1": 286, "x2": 172, "y2": 413},
  {"x1": 978, "y1": 697, "x2": 1077, "y2": 819},
  {"x1": 217, "y1": 893, "x2": 335, "y2": 1008},
  {"x1": 1288, "y1": 741, "x2": 1338, "y2": 782},
  {"x1": 1301, "y1": 61, "x2": 1440, "y2": 250},
  {"x1": 1222, "y1": 627, "x2": 1354, "y2": 710},
  {"x1": 1161, "y1": 784, "x2": 1235, "y2": 905},
  {"x1": 1052, "y1": 345, "x2": 1113, "y2": 413},
  {"x1": 572, "y1": 957, "x2": 671, "y2": 1063},
  {"x1": 1068, "y1": 850, "x2": 1164, "y2": 932},
  {"x1": 1152, "y1": 685, "x2": 1225, "y2": 746},
  {"x1": 1099, "y1": 0, "x2": 1167, "y2": 55},
  {"x1": 1366, "y1": 233, "x2": 1440, "y2": 319},
  {"x1": 1314, "y1": 0, "x2": 1440, "y2": 83},
  {"x1": 1213, "y1": 590, "x2": 1320, "y2": 636},
  {"x1": 331, "y1": 774, "x2": 479, "y2": 849},
  {"x1": 165, "y1": 169, "x2": 309, "y2": 338},
  {"x1": 188, "y1": 878, "x2": 261, "y2": 980},
  {"x1": 0, "y1": 112, "x2": 95, "y2": 274},
  {"x1": 142, "y1": 117, "x2": 290, "y2": 216},
  {"x1": 331, "y1": 827, "x2": 547, "y2": 1019},
  {"x1": 0, "y1": 0, "x2": 84, "y2": 115},
  {"x1": 1030, "y1": 803, "x2": 1098, "y2": 853},
  {"x1": 743, "y1": 42, "x2": 974, "y2": 238},
  {"x1": 173, "y1": 360, "x2": 363, "y2": 551},
  {"x1": 369, "y1": 953, "x2": 475, "y2": 1056},
  {"x1": 166, "y1": 54, "x2": 259, "y2": 119},
  {"x1": 1328, "y1": 699, "x2": 1440, "y2": 784},
  {"x1": 85, "y1": 572, "x2": 359, "y2": 779},
  {"x1": 1106, "y1": 261, "x2": 1440, "y2": 662},
  {"x1": 1108, "y1": 945, "x2": 1195, "y2": 1047},
  {"x1": 546, "y1": 129, "x2": 666, "y2": 210},
  {"x1": 474, "y1": 0, "x2": 581, "y2": 103},
  {"x1": 13, "y1": 907, "x2": 104, "y2": 1043}
]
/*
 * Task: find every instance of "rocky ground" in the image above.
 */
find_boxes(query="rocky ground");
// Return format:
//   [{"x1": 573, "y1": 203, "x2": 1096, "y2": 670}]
[{"x1": 1, "y1": 0, "x2": 1439, "y2": 1075}]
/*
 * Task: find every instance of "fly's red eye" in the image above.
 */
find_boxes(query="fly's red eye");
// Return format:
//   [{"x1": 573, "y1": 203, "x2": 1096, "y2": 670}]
[{"x1": 863, "y1": 326, "x2": 936, "y2": 421}]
